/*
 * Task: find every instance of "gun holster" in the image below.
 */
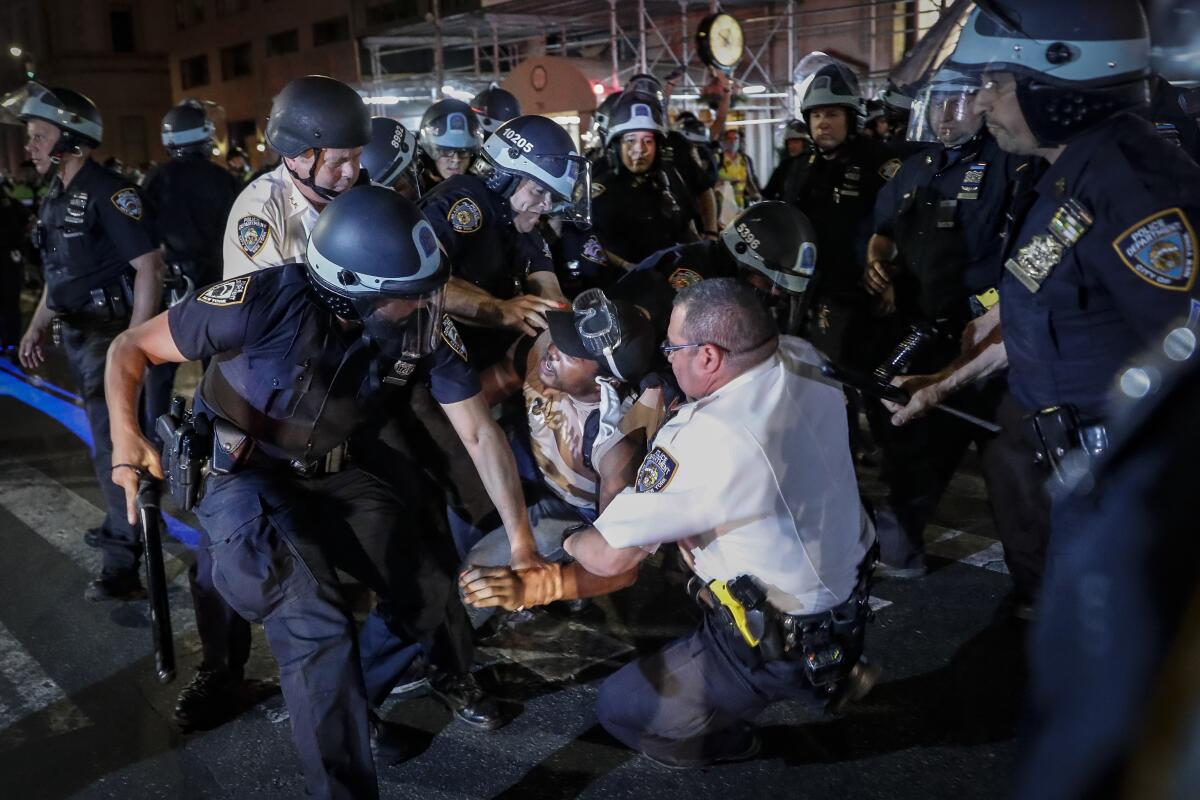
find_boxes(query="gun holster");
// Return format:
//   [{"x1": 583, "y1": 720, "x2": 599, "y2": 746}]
[
  {"x1": 155, "y1": 396, "x2": 209, "y2": 511},
  {"x1": 1024, "y1": 405, "x2": 1109, "y2": 485}
]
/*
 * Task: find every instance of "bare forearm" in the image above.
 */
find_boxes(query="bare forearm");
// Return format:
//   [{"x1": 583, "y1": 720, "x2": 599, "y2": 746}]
[
  {"x1": 699, "y1": 189, "x2": 717, "y2": 235},
  {"x1": 445, "y1": 277, "x2": 502, "y2": 327},
  {"x1": 867, "y1": 234, "x2": 896, "y2": 265},
  {"x1": 564, "y1": 527, "x2": 646, "y2": 577},
  {"x1": 105, "y1": 330, "x2": 152, "y2": 439},
  {"x1": 526, "y1": 271, "x2": 566, "y2": 303},
  {"x1": 464, "y1": 421, "x2": 536, "y2": 551},
  {"x1": 934, "y1": 338, "x2": 1008, "y2": 395},
  {"x1": 129, "y1": 252, "x2": 164, "y2": 327}
]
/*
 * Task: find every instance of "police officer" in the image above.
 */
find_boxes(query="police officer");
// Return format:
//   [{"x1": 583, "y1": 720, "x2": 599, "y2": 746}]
[
  {"x1": 360, "y1": 116, "x2": 420, "y2": 198},
  {"x1": 415, "y1": 98, "x2": 484, "y2": 194},
  {"x1": 6, "y1": 82, "x2": 165, "y2": 601},
  {"x1": 626, "y1": 74, "x2": 720, "y2": 238},
  {"x1": 781, "y1": 59, "x2": 902, "y2": 368},
  {"x1": 762, "y1": 119, "x2": 810, "y2": 200},
  {"x1": 675, "y1": 110, "x2": 721, "y2": 191},
  {"x1": 106, "y1": 187, "x2": 543, "y2": 799},
  {"x1": 470, "y1": 85, "x2": 521, "y2": 136},
  {"x1": 885, "y1": 5, "x2": 1200, "y2": 794},
  {"x1": 462, "y1": 278, "x2": 879, "y2": 766},
  {"x1": 225, "y1": 146, "x2": 252, "y2": 183},
  {"x1": 590, "y1": 91, "x2": 700, "y2": 269},
  {"x1": 613, "y1": 201, "x2": 817, "y2": 335},
  {"x1": 861, "y1": 67, "x2": 1048, "y2": 609},
  {"x1": 222, "y1": 75, "x2": 369, "y2": 279},
  {"x1": 420, "y1": 113, "x2": 585, "y2": 368}
]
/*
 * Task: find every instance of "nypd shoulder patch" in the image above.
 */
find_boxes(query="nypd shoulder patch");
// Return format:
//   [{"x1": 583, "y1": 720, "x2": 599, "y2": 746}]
[
  {"x1": 237, "y1": 215, "x2": 271, "y2": 259},
  {"x1": 668, "y1": 267, "x2": 703, "y2": 290},
  {"x1": 878, "y1": 159, "x2": 902, "y2": 181},
  {"x1": 197, "y1": 276, "x2": 252, "y2": 307},
  {"x1": 635, "y1": 446, "x2": 678, "y2": 494},
  {"x1": 110, "y1": 188, "x2": 143, "y2": 220},
  {"x1": 581, "y1": 235, "x2": 607, "y2": 265},
  {"x1": 440, "y1": 315, "x2": 469, "y2": 361},
  {"x1": 448, "y1": 198, "x2": 483, "y2": 234},
  {"x1": 1112, "y1": 208, "x2": 1197, "y2": 292}
]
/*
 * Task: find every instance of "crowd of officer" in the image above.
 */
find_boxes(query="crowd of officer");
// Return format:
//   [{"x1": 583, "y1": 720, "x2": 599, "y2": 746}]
[{"x1": 3, "y1": 0, "x2": 1200, "y2": 797}]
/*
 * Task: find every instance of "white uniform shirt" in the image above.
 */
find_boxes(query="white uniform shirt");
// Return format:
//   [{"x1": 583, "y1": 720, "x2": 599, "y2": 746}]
[
  {"x1": 594, "y1": 336, "x2": 873, "y2": 615},
  {"x1": 221, "y1": 162, "x2": 320, "y2": 278}
]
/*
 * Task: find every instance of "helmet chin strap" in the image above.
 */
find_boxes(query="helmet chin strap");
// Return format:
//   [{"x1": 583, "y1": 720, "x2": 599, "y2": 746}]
[{"x1": 286, "y1": 147, "x2": 344, "y2": 203}]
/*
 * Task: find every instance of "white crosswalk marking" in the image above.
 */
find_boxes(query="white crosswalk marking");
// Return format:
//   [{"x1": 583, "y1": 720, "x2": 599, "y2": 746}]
[
  {"x1": 0, "y1": 462, "x2": 198, "y2": 635},
  {"x1": 0, "y1": 619, "x2": 90, "y2": 743}
]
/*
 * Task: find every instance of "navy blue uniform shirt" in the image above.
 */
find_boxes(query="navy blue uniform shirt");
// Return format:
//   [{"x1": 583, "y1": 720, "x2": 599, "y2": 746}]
[
  {"x1": 168, "y1": 263, "x2": 479, "y2": 461},
  {"x1": 999, "y1": 113, "x2": 1200, "y2": 421},
  {"x1": 873, "y1": 132, "x2": 1022, "y2": 323},
  {"x1": 590, "y1": 156, "x2": 699, "y2": 266},
  {"x1": 142, "y1": 154, "x2": 242, "y2": 287},
  {"x1": 38, "y1": 158, "x2": 156, "y2": 312}
]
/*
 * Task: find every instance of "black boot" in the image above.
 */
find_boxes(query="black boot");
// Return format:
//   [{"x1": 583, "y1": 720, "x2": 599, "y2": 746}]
[
  {"x1": 83, "y1": 571, "x2": 147, "y2": 602},
  {"x1": 174, "y1": 667, "x2": 243, "y2": 731},
  {"x1": 427, "y1": 670, "x2": 511, "y2": 730}
]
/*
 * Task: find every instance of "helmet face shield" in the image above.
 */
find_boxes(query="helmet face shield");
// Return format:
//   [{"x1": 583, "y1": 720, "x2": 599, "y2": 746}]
[
  {"x1": 0, "y1": 82, "x2": 103, "y2": 145},
  {"x1": 907, "y1": 86, "x2": 981, "y2": 146},
  {"x1": 548, "y1": 155, "x2": 592, "y2": 227},
  {"x1": 353, "y1": 286, "x2": 446, "y2": 360}
]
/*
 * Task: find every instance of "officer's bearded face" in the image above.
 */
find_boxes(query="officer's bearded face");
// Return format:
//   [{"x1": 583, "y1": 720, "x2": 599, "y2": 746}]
[
  {"x1": 975, "y1": 72, "x2": 1040, "y2": 156},
  {"x1": 538, "y1": 342, "x2": 600, "y2": 395},
  {"x1": 620, "y1": 132, "x2": 657, "y2": 173},
  {"x1": 25, "y1": 119, "x2": 60, "y2": 175},
  {"x1": 287, "y1": 146, "x2": 362, "y2": 203},
  {"x1": 808, "y1": 107, "x2": 849, "y2": 152},
  {"x1": 509, "y1": 178, "x2": 554, "y2": 233}
]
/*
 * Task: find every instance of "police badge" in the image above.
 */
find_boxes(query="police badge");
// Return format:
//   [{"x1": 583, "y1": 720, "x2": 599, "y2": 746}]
[
  {"x1": 1113, "y1": 208, "x2": 1197, "y2": 291},
  {"x1": 110, "y1": 188, "x2": 143, "y2": 220},
  {"x1": 635, "y1": 447, "x2": 678, "y2": 493},
  {"x1": 448, "y1": 198, "x2": 483, "y2": 233},
  {"x1": 1005, "y1": 234, "x2": 1064, "y2": 293},
  {"x1": 237, "y1": 215, "x2": 271, "y2": 258},
  {"x1": 668, "y1": 267, "x2": 703, "y2": 290},
  {"x1": 581, "y1": 235, "x2": 606, "y2": 264}
]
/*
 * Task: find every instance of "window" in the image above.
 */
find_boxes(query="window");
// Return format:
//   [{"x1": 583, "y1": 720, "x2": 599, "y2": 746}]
[
  {"x1": 175, "y1": 0, "x2": 204, "y2": 29},
  {"x1": 220, "y1": 42, "x2": 253, "y2": 81},
  {"x1": 180, "y1": 54, "x2": 209, "y2": 89},
  {"x1": 266, "y1": 29, "x2": 299, "y2": 57},
  {"x1": 312, "y1": 15, "x2": 350, "y2": 47},
  {"x1": 217, "y1": 0, "x2": 250, "y2": 16},
  {"x1": 110, "y1": 8, "x2": 136, "y2": 52}
]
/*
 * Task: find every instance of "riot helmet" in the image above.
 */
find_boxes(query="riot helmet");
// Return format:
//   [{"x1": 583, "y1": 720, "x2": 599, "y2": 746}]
[
  {"x1": 304, "y1": 186, "x2": 449, "y2": 359},
  {"x1": 589, "y1": 91, "x2": 624, "y2": 149},
  {"x1": 945, "y1": 1, "x2": 1151, "y2": 146},
  {"x1": 799, "y1": 61, "x2": 866, "y2": 118},
  {"x1": 721, "y1": 201, "x2": 818, "y2": 295},
  {"x1": 1, "y1": 82, "x2": 103, "y2": 156},
  {"x1": 678, "y1": 116, "x2": 712, "y2": 145},
  {"x1": 470, "y1": 86, "x2": 521, "y2": 135},
  {"x1": 265, "y1": 75, "x2": 371, "y2": 200},
  {"x1": 907, "y1": 66, "x2": 983, "y2": 147},
  {"x1": 627, "y1": 73, "x2": 666, "y2": 109},
  {"x1": 362, "y1": 116, "x2": 418, "y2": 190},
  {"x1": 476, "y1": 114, "x2": 592, "y2": 226},
  {"x1": 419, "y1": 98, "x2": 484, "y2": 161},
  {"x1": 161, "y1": 99, "x2": 216, "y2": 157},
  {"x1": 604, "y1": 91, "x2": 667, "y2": 145}
]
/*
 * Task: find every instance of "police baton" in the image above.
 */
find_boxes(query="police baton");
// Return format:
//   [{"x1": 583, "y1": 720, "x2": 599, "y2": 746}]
[
  {"x1": 818, "y1": 361, "x2": 1002, "y2": 434},
  {"x1": 136, "y1": 476, "x2": 176, "y2": 684}
]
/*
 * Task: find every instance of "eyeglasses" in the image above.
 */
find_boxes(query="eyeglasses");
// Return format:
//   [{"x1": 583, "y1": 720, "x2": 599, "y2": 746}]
[{"x1": 660, "y1": 339, "x2": 708, "y2": 357}]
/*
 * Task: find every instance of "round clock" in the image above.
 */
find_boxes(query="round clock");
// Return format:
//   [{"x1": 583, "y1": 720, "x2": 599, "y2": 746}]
[{"x1": 696, "y1": 13, "x2": 744, "y2": 74}]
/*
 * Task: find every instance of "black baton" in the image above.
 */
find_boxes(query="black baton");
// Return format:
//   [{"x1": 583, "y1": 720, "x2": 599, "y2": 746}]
[{"x1": 137, "y1": 476, "x2": 176, "y2": 684}]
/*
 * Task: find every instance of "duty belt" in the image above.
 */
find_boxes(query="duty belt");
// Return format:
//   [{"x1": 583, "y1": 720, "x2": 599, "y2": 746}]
[{"x1": 1025, "y1": 405, "x2": 1108, "y2": 487}]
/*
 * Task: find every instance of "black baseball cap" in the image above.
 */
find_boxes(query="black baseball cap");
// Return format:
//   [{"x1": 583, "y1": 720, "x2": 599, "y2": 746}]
[{"x1": 545, "y1": 300, "x2": 657, "y2": 384}]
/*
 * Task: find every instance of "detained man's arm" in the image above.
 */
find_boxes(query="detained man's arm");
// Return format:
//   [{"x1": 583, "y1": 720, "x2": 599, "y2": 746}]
[
  {"x1": 441, "y1": 392, "x2": 542, "y2": 569},
  {"x1": 105, "y1": 312, "x2": 188, "y2": 524},
  {"x1": 525, "y1": 270, "x2": 567, "y2": 304},
  {"x1": 887, "y1": 309, "x2": 1008, "y2": 426},
  {"x1": 128, "y1": 249, "x2": 166, "y2": 327}
]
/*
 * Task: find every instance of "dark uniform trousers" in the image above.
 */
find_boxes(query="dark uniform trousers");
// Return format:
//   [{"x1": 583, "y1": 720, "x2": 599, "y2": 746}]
[
  {"x1": 61, "y1": 317, "x2": 143, "y2": 575},
  {"x1": 197, "y1": 465, "x2": 474, "y2": 800},
  {"x1": 870, "y1": 382, "x2": 1049, "y2": 598},
  {"x1": 597, "y1": 611, "x2": 820, "y2": 766}
]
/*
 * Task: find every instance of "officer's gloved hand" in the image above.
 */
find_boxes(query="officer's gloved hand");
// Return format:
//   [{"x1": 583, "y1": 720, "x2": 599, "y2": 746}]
[{"x1": 459, "y1": 562, "x2": 564, "y2": 611}]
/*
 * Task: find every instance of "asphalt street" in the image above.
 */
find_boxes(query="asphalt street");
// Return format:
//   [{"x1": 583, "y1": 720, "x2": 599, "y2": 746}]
[{"x1": 0, "y1": 347, "x2": 1028, "y2": 800}]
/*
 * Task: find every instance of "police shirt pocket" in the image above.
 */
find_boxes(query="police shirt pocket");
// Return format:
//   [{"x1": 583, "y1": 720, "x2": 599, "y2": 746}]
[{"x1": 258, "y1": 362, "x2": 314, "y2": 418}]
